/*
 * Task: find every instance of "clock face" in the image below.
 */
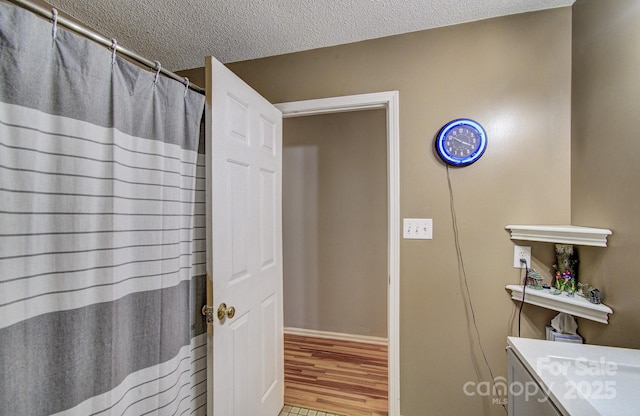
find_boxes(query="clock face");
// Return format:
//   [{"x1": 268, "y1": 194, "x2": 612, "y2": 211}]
[{"x1": 436, "y1": 119, "x2": 487, "y2": 166}]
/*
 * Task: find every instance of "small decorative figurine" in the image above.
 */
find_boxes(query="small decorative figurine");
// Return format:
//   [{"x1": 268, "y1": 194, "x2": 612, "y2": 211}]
[
  {"x1": 554, "y1": 244, "x2": 578, "y2": 296},
  {"x1": 577, "y1": 282, "x2": 592, "y2": 297},
  {"x1": 526, "y1": 268, "x2": 544, "y2": 289},
  {"x1": 589, "y1": 288, "x2": 601, "y2": 304},
  {"x1": 554, "y1": 244, "x2": 579, "y2": 276}
]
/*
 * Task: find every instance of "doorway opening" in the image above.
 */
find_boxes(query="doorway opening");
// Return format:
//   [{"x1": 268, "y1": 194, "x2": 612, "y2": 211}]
[
  {"x1": 275, "y1": 92, "x2": 400, "y2": 416},
  {"x1": 282, "y1": 109, "x2": 387, "y2": 415}
]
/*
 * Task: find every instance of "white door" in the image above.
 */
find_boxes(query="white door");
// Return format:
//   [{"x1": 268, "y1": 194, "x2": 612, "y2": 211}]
[{"x1": 205, "y1": 56, "x2": 284, "y2": 416}]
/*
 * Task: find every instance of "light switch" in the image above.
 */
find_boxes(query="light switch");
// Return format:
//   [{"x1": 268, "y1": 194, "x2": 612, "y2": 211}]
[{"x1": 403, "y1": 218, "x2": 433, "y2": 240}]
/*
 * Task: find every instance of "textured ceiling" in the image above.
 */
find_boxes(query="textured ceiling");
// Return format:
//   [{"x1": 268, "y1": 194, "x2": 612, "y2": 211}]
[{"x1": 47, "y1": 0, "x2": 574, "y2": 71}]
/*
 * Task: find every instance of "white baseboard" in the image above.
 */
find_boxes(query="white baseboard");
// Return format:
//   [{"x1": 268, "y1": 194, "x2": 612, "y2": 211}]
[{"x1": 284, "y1": 327, "x2": 388, "y2": 346}]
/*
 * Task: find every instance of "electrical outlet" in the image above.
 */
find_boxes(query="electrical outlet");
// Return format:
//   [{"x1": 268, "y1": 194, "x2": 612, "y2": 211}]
[
  {"x1": 403, "y1": 218, "x2": 433, "y2": 239},
  {"x1": 513, "y1": 246, "x2": 532, "y2": 268}
]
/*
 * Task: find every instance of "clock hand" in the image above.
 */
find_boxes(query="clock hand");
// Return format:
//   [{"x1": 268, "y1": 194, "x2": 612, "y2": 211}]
[{"x1": 451, "y1": 136, "x2": 473, "y2": 146}]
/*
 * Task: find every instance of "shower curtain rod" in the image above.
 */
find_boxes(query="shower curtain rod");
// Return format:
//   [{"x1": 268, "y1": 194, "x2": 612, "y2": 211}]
[{"x1": 8, "y1": 0, "x2": 205, "y2": 95}]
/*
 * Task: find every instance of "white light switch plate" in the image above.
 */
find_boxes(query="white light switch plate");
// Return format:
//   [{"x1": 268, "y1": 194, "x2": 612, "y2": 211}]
[{"x1": 403, "y1": 218, "x2": 433, "y2": 239}]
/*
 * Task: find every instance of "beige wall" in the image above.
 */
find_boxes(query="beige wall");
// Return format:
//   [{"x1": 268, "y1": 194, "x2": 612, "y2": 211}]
[
  {"x1": 571, "y1": 0, "x2": 640, "y2": 348},
  {"x1": 180, "y1": 7, "x2": 573, "y2": 415},
  {"x1": 282, "y1": 110, "x2": 387, "y2": 337}
]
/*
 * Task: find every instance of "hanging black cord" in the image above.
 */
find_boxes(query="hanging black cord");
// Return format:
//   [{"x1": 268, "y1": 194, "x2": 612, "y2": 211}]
[
  {"x1": 446, "y1": 165, "x2": 507, "y2": 415},
  {"x1": 517, "y1": 259, "x2": 528, "y2": 337}
]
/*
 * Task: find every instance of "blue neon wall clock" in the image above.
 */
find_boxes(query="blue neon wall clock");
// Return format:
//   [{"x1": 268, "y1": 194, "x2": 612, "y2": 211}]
[{"x1": 435, "y1": 119, "x2": 487, "y2": 167}]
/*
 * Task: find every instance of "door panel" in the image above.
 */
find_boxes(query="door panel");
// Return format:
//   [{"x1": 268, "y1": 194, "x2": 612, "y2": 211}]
[
  {"x1": 228, "y1": 160, "x2": 250, "y2": 281},
  {"x1": 260, "y1": 169, "x2": 276, "y2": 267},
  {"x1": 261, "y1": 294, "x2": 278, "y2": 398},
  {"x1": 230, "y1": 314, "x2": 251, "y2": 416},
  {"x1": 205, "y1": 55, "x2": 283, "y2": 416}
]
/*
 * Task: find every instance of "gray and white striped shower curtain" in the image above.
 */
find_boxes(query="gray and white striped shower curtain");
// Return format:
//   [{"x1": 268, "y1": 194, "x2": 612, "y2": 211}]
[{"x1": 0, "y1": 3, "x2": 207, "y2": 415}]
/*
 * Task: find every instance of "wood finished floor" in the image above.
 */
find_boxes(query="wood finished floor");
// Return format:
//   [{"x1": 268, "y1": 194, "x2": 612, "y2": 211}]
[{"x1": 284, "y1": 334, "x2": 388, "y2": 416}]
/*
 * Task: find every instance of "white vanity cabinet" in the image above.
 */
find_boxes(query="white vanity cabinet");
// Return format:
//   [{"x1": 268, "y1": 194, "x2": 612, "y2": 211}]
[
  {"x1": 507, "y1": 348, "x2": 562, "y2": 415},
  {"x1": 507, "y1": 336, "x2": 640, "y2": 416}
]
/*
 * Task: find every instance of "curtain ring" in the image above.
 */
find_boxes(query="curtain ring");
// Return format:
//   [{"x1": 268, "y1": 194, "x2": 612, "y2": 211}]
[
  {"x1": 51, "y1": 8, "x2": 58, "y2": 41},
  {"x1": 154, "y1": 61, "x2": 162, "y2": 84},
  {"x1": 183, "y1": 77, "x2": 189, "y2": 97},
  {"x1": 110, "y1": 39, "x2": 118, "y2": 65}
]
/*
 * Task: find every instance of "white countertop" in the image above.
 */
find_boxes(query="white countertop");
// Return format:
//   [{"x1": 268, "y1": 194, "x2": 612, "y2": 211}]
[{"x1": 507, "y1": 337, "x2": 640, "y2": 416}]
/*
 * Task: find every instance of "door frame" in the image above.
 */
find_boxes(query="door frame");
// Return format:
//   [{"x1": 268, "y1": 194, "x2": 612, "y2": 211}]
[{"x1": 275, "y1": 91, "x2": 400, "y2": 416}]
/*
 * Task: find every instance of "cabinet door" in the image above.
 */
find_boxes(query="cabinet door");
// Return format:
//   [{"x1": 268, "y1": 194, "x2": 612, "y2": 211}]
[{"x1": 507, "y1": 349, "x2": 562, "y2": 416}]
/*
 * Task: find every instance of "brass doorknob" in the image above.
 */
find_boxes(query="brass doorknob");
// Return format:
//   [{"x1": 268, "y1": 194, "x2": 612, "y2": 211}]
[{"x1": 217, "y1": 303, "x2": 236, "y2": 321}]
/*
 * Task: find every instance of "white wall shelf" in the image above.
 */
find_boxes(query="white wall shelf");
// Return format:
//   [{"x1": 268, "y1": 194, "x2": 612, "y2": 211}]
[
  {"x1": 506, "y1": 284, "x2": 613, "y2": 324},
  {"x1": 505, "y1": 225, "x2": 612, "y2": 247},
  {"x1": 505, "y1": 225, "x2": 613, "y2": 323}
]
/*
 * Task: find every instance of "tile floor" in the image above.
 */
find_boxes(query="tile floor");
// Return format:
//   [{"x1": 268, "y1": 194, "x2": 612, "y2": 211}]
[{"x1": 279, "y1": 404, "x2": 344, "y2": 416}]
